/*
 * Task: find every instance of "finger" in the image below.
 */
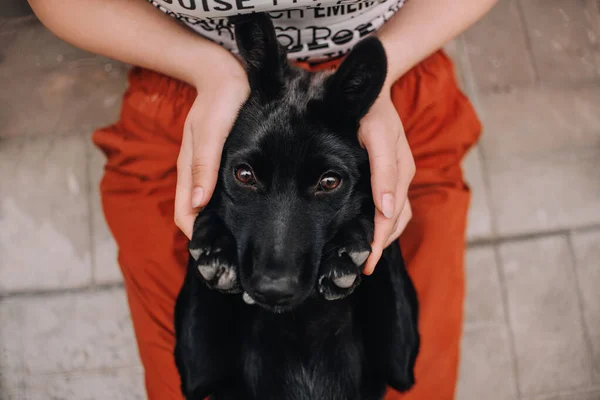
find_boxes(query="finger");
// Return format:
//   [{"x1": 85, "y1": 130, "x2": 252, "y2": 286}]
[
  {"x1": 174, "y1": 125, "x2": 197, "y2": 239},
  {"x1": 361, "y1": 122, "x2": 399, "y2": 221},
  {"x1": 189, "y1": 117, "x2": 229, "y2": 210},
  {"x1": 385, "y1": 199, "x2": 412, "y2": 247},
  {"x1": 362, "y1": 208, "x2": 392, "y2": 276},
  {"x1": 394, "y1": 131, "x2": 415, "y2": 213}
]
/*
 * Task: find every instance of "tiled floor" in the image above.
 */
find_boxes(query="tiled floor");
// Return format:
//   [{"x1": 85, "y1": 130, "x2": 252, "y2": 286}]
[{"x1": 1, "y1": 1, "x2": 600, "y2": 399}]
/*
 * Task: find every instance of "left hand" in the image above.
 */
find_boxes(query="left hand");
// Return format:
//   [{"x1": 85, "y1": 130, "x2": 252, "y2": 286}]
[{"x1": 359, "y1": 89, "x2": 415, "y2": 275}]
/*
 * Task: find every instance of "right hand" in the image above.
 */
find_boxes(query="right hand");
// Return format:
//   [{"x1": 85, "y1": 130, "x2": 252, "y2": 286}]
[{"x1": 175, "y1": 52, "x2": 250, "y2": 239}]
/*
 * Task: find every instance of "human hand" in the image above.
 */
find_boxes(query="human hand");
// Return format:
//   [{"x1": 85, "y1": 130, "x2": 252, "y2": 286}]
[
  {"x1": 174, "y1": 54, "x2": 250, "y2": 239},
  {"x1": 359, "y1": 90, "x2": 415, "y2": 275}
]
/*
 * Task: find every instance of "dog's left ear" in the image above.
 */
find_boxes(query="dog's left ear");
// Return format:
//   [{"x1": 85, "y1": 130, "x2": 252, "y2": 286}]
[
  {"x1": 231, "y1": 13, "x2": 286, "y2": 98},
  {"x1": 322, "y1": 37, "x2": 387, "y2": 124}
]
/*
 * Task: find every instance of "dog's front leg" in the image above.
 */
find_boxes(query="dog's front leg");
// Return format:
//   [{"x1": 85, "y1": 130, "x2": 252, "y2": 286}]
[
  {"x1": 188, "y1": 210, "x2": 241, "y2": 293},
  {"x1": 175, "y1": 210, "x2": 243, "y2": 399},
  {"x1": 175, "y1": 263, "x2": 242, "y2": 400},
  {"x1": 359, "y1": 244, "x2": 420, "y2": 393},
  {"x1": 318, "y1": 218, "x2": 373, "y2": 300}
]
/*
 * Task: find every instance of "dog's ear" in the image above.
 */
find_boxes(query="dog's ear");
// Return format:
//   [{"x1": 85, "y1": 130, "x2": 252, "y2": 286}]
[
  {"x1": 231, "y1": 13, "x2": 285, "y2": 97},
  {"x1": 323, "y1": 37, "x2": 387, "y2": 124}
]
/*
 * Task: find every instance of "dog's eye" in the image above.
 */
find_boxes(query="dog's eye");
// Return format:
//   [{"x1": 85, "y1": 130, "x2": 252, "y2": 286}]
[
  {"x1": 234, "y1": 165, "x2": 256, "y2": 185},
  {"x1": 317, "y1": 173, "x2": 341, "y2": 192}
]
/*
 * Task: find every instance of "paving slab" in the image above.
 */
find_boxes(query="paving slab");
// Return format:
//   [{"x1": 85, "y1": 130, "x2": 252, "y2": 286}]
[
  {"x1": 463, "y1": 146, "x2": 494, "y2": 241},
  {"x1": 463, "y1": 0, "x2": 536, "y2": 92},
  {"x1": 499, "y1": 236, "x2": 593, "y2": 395},
  {"x1": 88, "y1": 140, "x2": 122, "y2": 285},
  {"x1": 457, "y1": 325, "x2": 519, "y2": 400},
  {"x1": 0, "y1": 18, "x2": 128, "y2": 139},
  {"x1": 25, "y1": 367, "x2": 145, "y2": 400},
  {"x1": 519, "y1": 0, "x2": 600, "y2": 86},
  {"x1": 571, "y1": 229, "x2": 600, "y2": 385},
  {"x1": 525, "y1": 389, "x2": 600, "y2": 400},
  {"x1": 478, "y1": 86, "x2": 600, "y2": 236},
  {"x1": 464, "y1": 246, "x2": 504, "y2": 326},
  {"x1": 0, "y1": 135, "x2": 93, "y2": 293}
]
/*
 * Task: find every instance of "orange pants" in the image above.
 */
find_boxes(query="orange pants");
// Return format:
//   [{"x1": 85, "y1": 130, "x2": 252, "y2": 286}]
[{"x1": 93, "y1": 50, "x2": 481, "y2": 400}]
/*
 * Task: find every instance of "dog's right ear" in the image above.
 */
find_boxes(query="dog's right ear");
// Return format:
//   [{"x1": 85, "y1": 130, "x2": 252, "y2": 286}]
[
  {"x1": 322, "y1": 37, "x2": 387, "y2": 126},
  {"x1": 231, "y1": 13, "x2": 285, "y2": 98}
]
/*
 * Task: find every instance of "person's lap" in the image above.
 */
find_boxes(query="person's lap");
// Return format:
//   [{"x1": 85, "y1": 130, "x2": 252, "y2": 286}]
[{"x1": 93, "y1": 50, "x2": 480, "y2": 400}]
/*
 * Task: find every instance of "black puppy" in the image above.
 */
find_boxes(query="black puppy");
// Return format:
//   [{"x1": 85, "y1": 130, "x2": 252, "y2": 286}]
[{"x1": 174, "y1": 14, "x2": 419, "y2": 400}]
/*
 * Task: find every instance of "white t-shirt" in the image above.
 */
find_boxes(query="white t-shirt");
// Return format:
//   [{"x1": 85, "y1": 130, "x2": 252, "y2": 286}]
[{"x1": 148, "y1": 0, "x2": 406, "y2": 61}]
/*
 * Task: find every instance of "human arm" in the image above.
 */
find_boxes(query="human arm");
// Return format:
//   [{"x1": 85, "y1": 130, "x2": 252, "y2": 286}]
[
  {"x1": 28, "y1": 0, "x2": 249, "y2": 238},
  {"x1": 361, "y1": 0, "x2": 498, "y2": 274}
]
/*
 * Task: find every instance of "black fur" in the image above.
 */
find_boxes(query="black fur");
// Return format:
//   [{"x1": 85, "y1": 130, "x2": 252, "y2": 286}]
[{"x1": 174, "y1": 14, "x2": 419, "y2": 400}]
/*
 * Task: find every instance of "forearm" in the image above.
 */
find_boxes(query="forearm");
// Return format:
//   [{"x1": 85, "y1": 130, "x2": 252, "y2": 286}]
[
  {"x1": 377, "y1": 0, "x2": 498, "y2": 86},
  {"x1": 28, "y1": 0, "x2": 241, "y2": 86}
]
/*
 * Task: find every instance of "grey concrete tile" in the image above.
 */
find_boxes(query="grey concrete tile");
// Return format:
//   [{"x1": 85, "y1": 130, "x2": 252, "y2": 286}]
[
  {"x1": 463, "y1": 146, "x2": 493, "y2": 241},
  {"x1": 464, "y1": 246, "x2": 504, "y2": 326},
  {"x1": 0, "y1": 63, "x2": 127, "y2": 139},
  {"x1": 0, "y1": 19, "x2": 127, "y2": 139},
  {"x1": 0, "y1": 369, "x2": 26, "y2": 400},
  {"x1": 487, "y1": 149, "x2": 600, "y2": 236},
  {"x1": 88, "y1": 141, "x2": 122, "y2": 285},
  {"x1": 0, "y1": 300, "x2": 24, "y2": 372},
  {"x1": 479, "y1": 87, "x2": 600, "y2": 235},
  {"x1": 526, "y1": 389, "x2": 600, "y2": 400},
  {"x1": 444, "y1": 38, "x2": 467, "y2": 92},
  {"x1": 0, "y1": 135, "x2": 93, "y2": 293},
  {"x1": 571, "y1": 230, "x2": 600, "y2": 384},
  {"x1": 16, "y1": 289, "x2": 140, "y2": 374},
  {"x1": 457, "y1": 326, "x2": 518, "y2": 400},
  {"x1": 499, "y1": 236, "x2": 592, "y2": 395},
  {"x1": 0, "y1": 17, "x2": 114, "y2": 77},
  {"x1": 0, "y1": 300, "x2": 26, "y2": 399},
  {"x1": 479, "y1": 87, "x2": 600, "y2": 160},
  {"x1": 0, "y1": 19, "x2": 127, "y2": 138},
  {"x1": 0, "y1": 3, "x2": 33, "y2": 18},
  {"x1": 463, "y1": 0, "x2": 536, "y2": 92},
  {"x1": 519, "y1": 0, "x2": 600, "y2": 86},
  {"x1": 26, "y1": 367, "x2": 146, "y2": 400}
]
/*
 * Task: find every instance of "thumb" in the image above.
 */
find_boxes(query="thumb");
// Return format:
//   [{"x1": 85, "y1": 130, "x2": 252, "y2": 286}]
[{"x1": 188, "y1": 121, "x2": 228, "y2": 209}]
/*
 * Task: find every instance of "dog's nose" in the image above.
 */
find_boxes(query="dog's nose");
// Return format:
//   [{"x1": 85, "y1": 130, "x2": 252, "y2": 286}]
[{"x1": 250, "y1": 275, "x2": 298, "y2": 305}]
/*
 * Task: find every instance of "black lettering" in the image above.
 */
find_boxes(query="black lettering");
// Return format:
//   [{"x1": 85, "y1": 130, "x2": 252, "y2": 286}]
[
  {"x1": 213, "y1": 0, "x2": 233, "y2": 11},
  {"x1": 199, "y1": 0, "x2": 210, "y2": 11},
  {"x1": 216, "y1": 25, "x2": 234, "y2": 40},
  {"x1": 307, "y1": 41, "x2": 328, "y2": 51},
  {"x1": 313, "y1": 7, "x2": 326, "y2": 17},
  {"x1": 277, "y1": 26, "x2": 302, "y2": 48},
  {"x1": 329, "y1": 5, "x2": 342, "y2": 16},
  {"x1": 287, "y1": 44, "x2": 305, "y2": 53},
  {"x1": 178, "y1": 0, "x2": 196, "y2": 10},
  {"x1": 356, "y1": 23, "x2": 375, "y2": 38},
  {"x1": 286, "y1": 9, "x2": 304, "y2": 18},
  {"x1": 347, "y1": 3, "x2": 357, "y2": 13},
  {"x1": 331, "y1": 29, "x2": 353, "y2": 45},
  {"x1": 235, "y1": 0, "x2": 254, "y2": 10},
  {"x1": 308, "y1": 26, "x2": 331, "y2": 42},
  {"x1": 162, "y1": 0, "x2": 173, "y2": 3}
]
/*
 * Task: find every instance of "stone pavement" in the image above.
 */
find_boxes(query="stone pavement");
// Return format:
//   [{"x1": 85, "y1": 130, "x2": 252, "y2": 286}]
[{"x1": 1, "y1": 1, "x2": 599, "y2": 399}]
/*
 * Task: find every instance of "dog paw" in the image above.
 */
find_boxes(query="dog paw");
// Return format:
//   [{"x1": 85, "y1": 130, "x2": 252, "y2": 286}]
[
  {"x1": 318, "y1": 244, "x2": 370, "y2": 301},
  {"x1": 189, "y1": 211, "x2": 241, "y2": 294}
]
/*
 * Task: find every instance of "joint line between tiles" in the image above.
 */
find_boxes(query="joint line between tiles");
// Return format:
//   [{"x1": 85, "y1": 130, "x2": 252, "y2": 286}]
[
  {"x1": 565, "y1": 231, "x2": 596, "y2": 385},
  {"x1": 493, "y1": 245, "x2": 523, "y2": 400}
]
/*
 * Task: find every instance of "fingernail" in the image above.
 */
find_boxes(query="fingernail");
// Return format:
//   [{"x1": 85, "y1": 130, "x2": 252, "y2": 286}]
[
  {"x1": 192, "y1": 187, "x2": 204, "y2": 208},
  {"x1": 382, "y1": 193, "x2": 394, "y2": 219}
]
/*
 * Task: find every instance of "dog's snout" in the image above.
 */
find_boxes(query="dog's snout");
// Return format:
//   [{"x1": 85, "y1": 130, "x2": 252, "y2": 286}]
[{"x1": 250, "y1": 275, "x2": 298, "y2": 305}]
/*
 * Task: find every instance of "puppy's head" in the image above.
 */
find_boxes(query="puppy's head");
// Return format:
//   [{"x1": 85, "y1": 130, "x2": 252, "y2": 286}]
[{"x1": 213, "y1": 14, "x2": 387, "y2": 311}]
